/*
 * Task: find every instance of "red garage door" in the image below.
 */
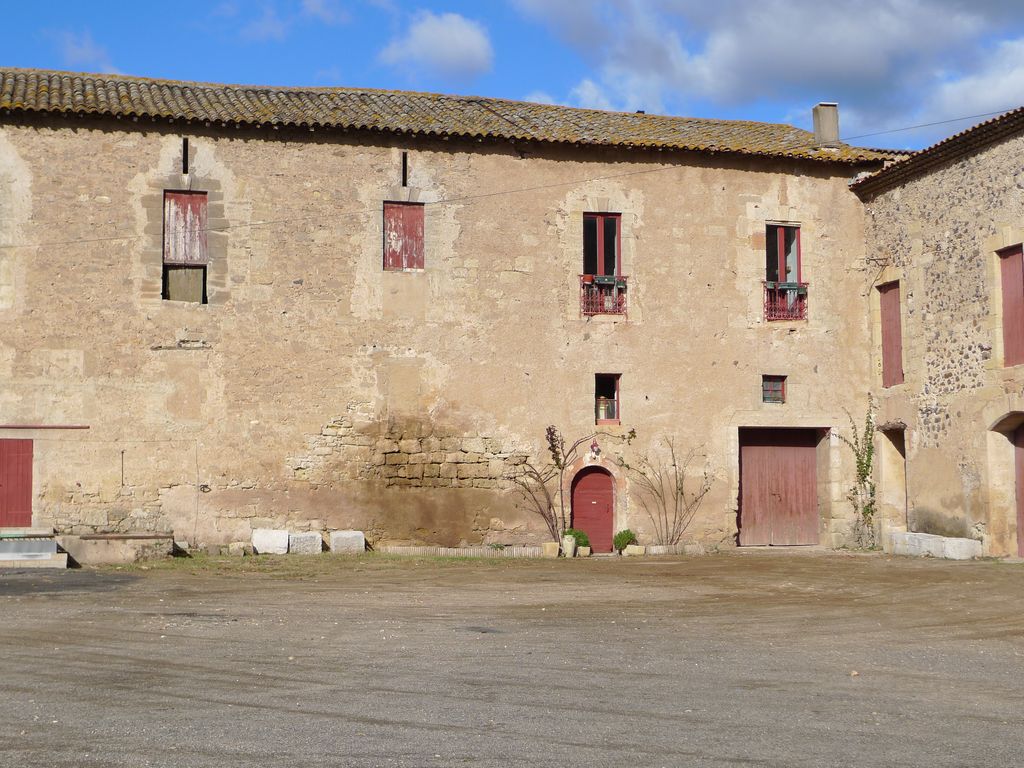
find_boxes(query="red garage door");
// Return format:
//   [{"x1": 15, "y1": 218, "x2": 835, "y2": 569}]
[
  {"x1": 0, "y1": 439, "x2": 33, "y2": 528},
  {"x1": 739, "y1": 429, "x2": 819, "y2": 546},
  {"x1": 571, "y1": 468, "x2": 614, "y2": 552}
]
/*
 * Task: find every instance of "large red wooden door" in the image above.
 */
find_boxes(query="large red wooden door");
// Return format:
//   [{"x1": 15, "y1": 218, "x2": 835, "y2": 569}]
[
  {"x1": 739, "y1": 429, "x2": 819, "y2": 546},
  {"x1": 0, "y1": 439, "x2": 33, "y2": 528},
  {"x1": 1014, "y1": 426, "x2": 1024, "y2": 558},
  {"x1": 571, "y1": 468, "x2": 614, "y2": 552}
]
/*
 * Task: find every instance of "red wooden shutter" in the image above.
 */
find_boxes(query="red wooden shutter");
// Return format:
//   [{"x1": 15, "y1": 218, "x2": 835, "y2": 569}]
[
  {"x1": 0, "y1": 439, "x2": 33, "y2": 528},
  {"x1": 383, "y1": 202, "x2": 424, "y2": 270},
  {"x1": 163, "y1": 192, "x2": 208, "y2": 265},
  {"x1": 879, "y1": 281, "x2": 904, "y2": 387},
  {"x1": 1000, "y1": 245, "x2": 1024, "y2": 366},
  {"x1": 404, "y1": 204, "x2": 424, "y2": 269}
]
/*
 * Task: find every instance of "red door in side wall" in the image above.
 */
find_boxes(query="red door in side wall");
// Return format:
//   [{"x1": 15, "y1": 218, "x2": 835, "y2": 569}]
[
  {"x1": 0, "y1": 439, "x2": 33, "y2": 528},
  {"x1": 572, "y1": 468, "x2": 614, "y2": 552},
  {"x1": 1014, "y1": 426, "x2": 1024, "y2": 558},
  {"x1": 739, "y1": 429, "x2": 820, "y2": 546}
]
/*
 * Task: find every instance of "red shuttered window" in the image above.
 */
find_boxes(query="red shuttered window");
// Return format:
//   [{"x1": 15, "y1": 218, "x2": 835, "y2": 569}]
[
  {"x1": 383, "y1": 202, "x2": 425, "y2": 271},
  {"x1": 878, "y1": 281, "x2": 905, "y2": 387},
  {"x1": 163, "y1": 191, "x2": 208, "y2": 303},
  {"x1": 580, "y1": 213, "x2": 627, "y2": 315},
  {"x1": 764, "y1": 224, "x2": 807, "y2": 321},
  {"x1": 1000, "y1": 245, "x2": 1024, "y2": 367}
]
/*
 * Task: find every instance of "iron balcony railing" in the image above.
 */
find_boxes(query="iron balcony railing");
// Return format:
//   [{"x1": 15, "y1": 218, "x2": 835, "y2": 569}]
[
  {"x1": 580, "y1": 274, "x2": 628, "y2": 316},
  {"x1": 764, "y1": 281, "x2": 808, "y2": 321}
]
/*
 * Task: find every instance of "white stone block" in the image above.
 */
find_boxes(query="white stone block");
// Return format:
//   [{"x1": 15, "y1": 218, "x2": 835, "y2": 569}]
[
  {"x1": 289, "y1": 531, "x2": 323, "y2": 555},
  {"x1": 889, "y1": 531, "x2": 981, "y2": 560},
  {"x1": 251, "y1": 528, "x2": 289, "y2": 555},
  {"x1": 329, "y1": 530, "x2": 365, "y2": 554},
  {"x1": 942, "y1": 537, "x2": 983, "y2": 560}
]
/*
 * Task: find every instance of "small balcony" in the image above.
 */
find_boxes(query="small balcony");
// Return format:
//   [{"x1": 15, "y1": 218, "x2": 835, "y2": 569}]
[
  {"x1": 764, "y1": 281, "x2": 808, "y2": 321},
  {"x1": 580, "y1": 275, "x2": 628, "y2": 316}
]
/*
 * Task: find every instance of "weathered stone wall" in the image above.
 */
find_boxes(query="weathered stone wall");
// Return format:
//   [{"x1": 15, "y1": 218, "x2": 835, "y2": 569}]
[
  {"x1": 861, "y1": 133, "x2": 1024, "y2": 554},
  {"x1": 0, "y1": 114, "x2": 873, "y2": 548}
]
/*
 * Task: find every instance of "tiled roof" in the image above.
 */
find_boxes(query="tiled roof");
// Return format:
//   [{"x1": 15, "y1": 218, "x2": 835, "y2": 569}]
[
  {"x1": 852, "y1": 106, "x2": 1024, "y2": 196},
  {"x1": 0, "y1": 68, "x2": 897, "y2": 165}
]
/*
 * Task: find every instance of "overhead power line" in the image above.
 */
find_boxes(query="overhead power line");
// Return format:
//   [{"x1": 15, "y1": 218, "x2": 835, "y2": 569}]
[{"x1": 0, "y1": 105, "x2": 1017, "y2": 252}]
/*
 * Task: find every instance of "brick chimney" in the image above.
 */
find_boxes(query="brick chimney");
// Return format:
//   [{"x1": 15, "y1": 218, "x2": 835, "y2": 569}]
[{"x1": 812, "y1": 102, "x2": 840, "y2": 148}]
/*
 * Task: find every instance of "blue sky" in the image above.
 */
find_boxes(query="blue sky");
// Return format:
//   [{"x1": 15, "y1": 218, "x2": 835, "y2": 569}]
[{"x1": 6, "y1": 1, "x2": 1024, "y2": 149}]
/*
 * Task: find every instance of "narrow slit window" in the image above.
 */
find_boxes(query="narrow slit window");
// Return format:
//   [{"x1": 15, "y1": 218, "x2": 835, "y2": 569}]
[
  {"x1": 595, "y1": 374, "x2": 620, "y2": 424},
  {"x1": 401, "y1": 151, "x2": 408, "y2": 187},
  {"x1": 762, "y1": 375, "x2": 786, "y2": 404},
  {"x1": 182, "y1": 137, "x2": 189, "y2": 174}
]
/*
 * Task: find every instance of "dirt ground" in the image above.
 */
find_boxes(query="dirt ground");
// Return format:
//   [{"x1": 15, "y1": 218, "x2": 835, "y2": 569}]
[{"x1": 1, "y1": 550, "x2": 1022, "y2": 768}]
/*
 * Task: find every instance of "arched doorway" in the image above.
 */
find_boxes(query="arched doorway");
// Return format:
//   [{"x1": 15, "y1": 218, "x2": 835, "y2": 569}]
[
  {"x1": 571, "y1": 467, "x2": 614, "y2": 552},
  {"x1": 987, "y1": 411, "x2": 1024, "y2": 557}
]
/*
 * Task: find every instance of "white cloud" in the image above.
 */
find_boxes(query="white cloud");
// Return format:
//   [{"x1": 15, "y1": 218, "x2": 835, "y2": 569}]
[
  {"x1": 515, "y1": 0, "x2": 1024, "y2": 145},
  {"x1": 302, "y1": 0, "x2": 349, "y2": 25},
  {"x1": 378, "y1": 11, "x2": 493, "y2": 80},
  {"x1": 50, "y1": 30, "x2": 119, "y2": 74},
  {"x1": 524, "y1": 90, "x2": 557, "y2": 105},
  {"x1": 570, "y1": 79, "x2": 614, "y2": 111},
  {"x1": 925, "y1": 37, "x2": 1024, "y2": 121},
  {"x1": 241, "y1": 5, "x2": 290, "y2": 41}
]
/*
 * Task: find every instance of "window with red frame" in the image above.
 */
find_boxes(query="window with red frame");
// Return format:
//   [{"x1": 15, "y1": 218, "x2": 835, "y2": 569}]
[
  {"x1": 583, "y1": 213, "x2": 620, "y2": 277},
  {"x1": 762, "y1": 375, "x2": 786, "y2": 404},
  {"x1": 581, "y1": 213, "x2": 627, "y2": 315},
  {"x1": 765, "y1": 224, "x2": 806, "y2": 321},
  {"x1": 595, "y1": 374, "x2": 620, "y2": 424}
]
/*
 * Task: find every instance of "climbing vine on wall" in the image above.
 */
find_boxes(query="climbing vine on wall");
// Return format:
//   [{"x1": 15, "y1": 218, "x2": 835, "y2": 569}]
[{"x1": 839, "y1": 397, "x2": 878, "y2": 548}]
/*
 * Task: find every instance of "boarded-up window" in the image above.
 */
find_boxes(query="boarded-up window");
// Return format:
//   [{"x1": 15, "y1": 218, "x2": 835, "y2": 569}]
[
  {"x1": 0, "y1": 439, "x2": 33, "y2": 528},
  {"x1": 1000, "y1": 245, "x2": 1024, "y2": 367},
  {"x1": 878, "y1": 281, "x2": 904, "y2": 387},
  {"x1": 383, "y1": 202, "x2": 425, "y2": 271},
  {"x1": 163, "y1": 191, "x2": 208, "y2": 303}
]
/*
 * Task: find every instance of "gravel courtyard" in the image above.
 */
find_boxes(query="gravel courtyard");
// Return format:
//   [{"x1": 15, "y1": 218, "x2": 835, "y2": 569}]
[{"x1": 1, "y1": 551, "x2": 1022, "y2": 767}]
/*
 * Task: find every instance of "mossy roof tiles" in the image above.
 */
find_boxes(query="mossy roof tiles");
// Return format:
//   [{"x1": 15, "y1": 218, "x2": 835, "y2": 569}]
[
  {"x1": 0, "y1": 67, "x2": 897, "y2": 165},
  {"x1": 852, "y1": 106, "x2": 1024, "y2": 197}
]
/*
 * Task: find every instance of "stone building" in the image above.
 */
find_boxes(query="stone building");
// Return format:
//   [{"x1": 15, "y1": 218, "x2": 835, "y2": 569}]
[
  {"x1": 854, "y1": 107, "x2": 1024, "y2": 558},
  {"x1": 0, "y1": 67, "x2": 908, "y2": 553}
]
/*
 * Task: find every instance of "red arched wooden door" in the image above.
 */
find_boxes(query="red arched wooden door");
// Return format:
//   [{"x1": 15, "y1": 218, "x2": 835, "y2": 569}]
[{"x1": 571, "y1": 468, "x2": 614, "y2": 552}]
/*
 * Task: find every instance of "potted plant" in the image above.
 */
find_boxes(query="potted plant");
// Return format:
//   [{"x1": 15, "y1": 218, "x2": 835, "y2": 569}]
[
  {"x1": 581, "y1": 273, "x2": 595, "y2": 284},
  {"x1": 560, "y1": 533, "x2": 576, "y2": 558},
  {"x1": 565, "y1": 528, "x2": 591, "y2": 557},
  {"x1": 613, "y1": 528, "x2": 637, "y2": 555}
]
